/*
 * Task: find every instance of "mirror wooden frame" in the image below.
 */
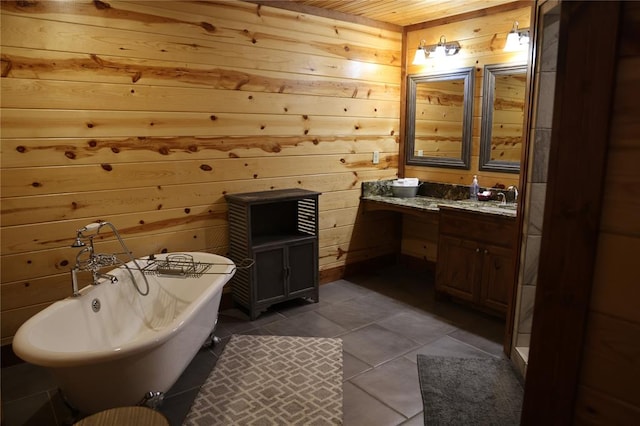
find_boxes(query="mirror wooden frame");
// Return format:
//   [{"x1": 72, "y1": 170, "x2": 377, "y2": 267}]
[
  {"x1": 405, "y1": 67, "x2": 474, "y2": 169},
  {"x1": 479, "y1": 63, "x2": 527, "y2": 174}
]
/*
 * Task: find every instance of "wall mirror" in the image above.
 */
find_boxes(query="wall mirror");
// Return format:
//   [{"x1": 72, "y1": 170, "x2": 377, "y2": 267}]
[
  {"x1": 405, "y1": 67, "x2": 474, "y2": 169},
  {"x1": 479, "y1": 63, "x2": 527, "y2": 173}
]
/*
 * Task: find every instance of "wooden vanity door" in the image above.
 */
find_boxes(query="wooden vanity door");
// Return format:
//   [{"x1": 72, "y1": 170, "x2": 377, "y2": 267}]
[
  {"x1": 479, "y1": 244, "x2": 514, "y2": 315},
  {"x1": 435, "y1": 234, "x2": 481, "y2": 302}
]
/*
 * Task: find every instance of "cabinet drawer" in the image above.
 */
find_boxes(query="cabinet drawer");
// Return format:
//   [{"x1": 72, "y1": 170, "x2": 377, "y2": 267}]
[{"x1": 439, "y1": 207, "x2": 516, "y2": 248}]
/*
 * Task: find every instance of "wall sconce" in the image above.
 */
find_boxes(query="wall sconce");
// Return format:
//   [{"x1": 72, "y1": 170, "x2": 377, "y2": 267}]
[
  {"x1": 504, "y1": 21, "x2": 530, "y2": 52},
  {"x1": 412, "y1": 35, "x2": 461, "y2": 65}
]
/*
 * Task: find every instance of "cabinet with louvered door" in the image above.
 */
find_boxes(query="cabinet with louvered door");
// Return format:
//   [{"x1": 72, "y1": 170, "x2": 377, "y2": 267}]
[{"x1": 225, "y1": 189, "x2": 320, "y2": 320}]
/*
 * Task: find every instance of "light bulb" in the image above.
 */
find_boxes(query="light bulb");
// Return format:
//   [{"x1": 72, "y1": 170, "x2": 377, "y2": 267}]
[
  {"x1": 433, "y1": 44, "x2": 446, "y2": 59},
  {"x1": 412, "y1": 48, "x2": 427, "y2": 65},
  {"x1": 504, "y1": 31, "x2": 521, "y2": 52}
]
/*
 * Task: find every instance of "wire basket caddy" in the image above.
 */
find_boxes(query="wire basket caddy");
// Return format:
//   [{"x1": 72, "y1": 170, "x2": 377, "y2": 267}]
[{"x1": 139, "y1": 253, "x2": 253, "y2": 278}]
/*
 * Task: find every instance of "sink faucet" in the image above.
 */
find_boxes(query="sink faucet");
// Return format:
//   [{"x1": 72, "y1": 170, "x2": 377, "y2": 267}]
[
  {"x1": 497, "y1": 192, "x2": 507, "y2": 205},
  {"x1": 508, "y1": 185, "x2": 519, "y2": 204}
]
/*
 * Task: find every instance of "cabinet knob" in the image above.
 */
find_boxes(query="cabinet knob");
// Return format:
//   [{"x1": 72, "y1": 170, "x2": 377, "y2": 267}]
[
  {"x1": 484, "y1": 249, "x2": 489, "y2": 254},
  {"x1": 476, "y1": 248, "x2": 480, "y2": 253}
]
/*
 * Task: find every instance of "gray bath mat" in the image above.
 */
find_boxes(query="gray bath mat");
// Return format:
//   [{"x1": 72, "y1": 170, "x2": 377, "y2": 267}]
[
  {"x1": 417, "y1": 355, "x2": 523, "y2": 425},
  {"x1": 184, "y1": 334, "x2": 343, "y2": 425}
]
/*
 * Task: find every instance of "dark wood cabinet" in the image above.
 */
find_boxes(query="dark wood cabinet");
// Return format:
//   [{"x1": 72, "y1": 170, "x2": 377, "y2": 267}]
[
  {"x1": 436, "y1": 207, "x2": 516, "y2": 316},
  {"x1": 225, "y1": 189, "x2": 320, "y2": 320}
]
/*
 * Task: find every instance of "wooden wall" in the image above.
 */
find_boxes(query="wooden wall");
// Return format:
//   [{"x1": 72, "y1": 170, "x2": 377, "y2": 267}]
[
  {"x1": 0, "y1": 0, "x2": 402, "y2": 345},
  {"x1": 404, "y1": 6, "x2": 530, "y2": 188},
  {"x1": 574, "y1": 2, "x2": 640, "y2": 422}
]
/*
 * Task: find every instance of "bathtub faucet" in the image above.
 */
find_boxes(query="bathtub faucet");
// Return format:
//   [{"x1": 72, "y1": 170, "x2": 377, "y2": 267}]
[
  {"x1": 70, "y1": 222, "x2": 127, "y2": 296},
  {"x1": 70, "y1": 221, "x2": 149, "y2": 297}
]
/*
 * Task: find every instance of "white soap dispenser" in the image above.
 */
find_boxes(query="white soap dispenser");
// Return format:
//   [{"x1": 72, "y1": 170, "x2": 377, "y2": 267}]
[{"x1": 470, "y1": 175, "x2": 479, "y2": 200}]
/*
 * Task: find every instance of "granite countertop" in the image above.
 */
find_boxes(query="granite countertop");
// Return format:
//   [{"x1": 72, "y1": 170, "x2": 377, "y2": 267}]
[
  {"x1": 361, "y1": 194, "x2": 517, "y2": 217},
  {"x1": 361, "y1": 180, "x2": 518, "y2": 218}
]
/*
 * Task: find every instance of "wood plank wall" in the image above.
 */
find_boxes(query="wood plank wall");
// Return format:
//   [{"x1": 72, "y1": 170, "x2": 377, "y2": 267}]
[
  {"x1": 574, "y1": 2, "x2": 640, "y2": 422},
  {"x1": 0, "y1": 0, "x2": 402, "y2": 345},
  {"x1": 404, "y1": 6, "x2": 530, "y2": 187}
]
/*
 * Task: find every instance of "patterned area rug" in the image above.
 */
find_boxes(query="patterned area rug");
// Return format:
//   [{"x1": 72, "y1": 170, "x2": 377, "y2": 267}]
[{"x1": 184, "y1": 334, "x2": 343, "y2": 425}]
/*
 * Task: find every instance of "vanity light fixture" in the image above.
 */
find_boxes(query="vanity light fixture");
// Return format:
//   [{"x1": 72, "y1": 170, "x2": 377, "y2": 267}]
[
  {"x1": 504, "y1": 21, "x2": 530, "y2": 52},
  {"x1": 413, "y1": 40, "x2": 428, "y2": 65},
  {"x1": 412, "y1": 35, "x2": 461, "y2": 65}
]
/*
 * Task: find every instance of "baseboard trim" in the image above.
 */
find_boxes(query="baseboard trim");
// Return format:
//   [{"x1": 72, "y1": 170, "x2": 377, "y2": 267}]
[{"x1": 398, "y1": 253, "x2": 436, "y2": 274}]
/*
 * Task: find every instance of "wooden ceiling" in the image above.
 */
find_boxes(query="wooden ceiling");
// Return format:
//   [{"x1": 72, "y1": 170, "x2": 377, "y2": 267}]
[{"x1": 287, "y1": 0, "x2": 521, "y2": 27}]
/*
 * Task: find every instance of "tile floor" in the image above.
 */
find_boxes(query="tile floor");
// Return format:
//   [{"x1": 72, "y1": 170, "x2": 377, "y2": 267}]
[{"x1": 1, "y1": 265, "x2": 507, "y2": 426}]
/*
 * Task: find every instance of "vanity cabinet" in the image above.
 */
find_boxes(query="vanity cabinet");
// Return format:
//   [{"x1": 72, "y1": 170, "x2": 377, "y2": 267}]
[
  {"x1": 436, "y1": 206, "x2": 516, "y2": 316},
  {"x1": 225, "y1": 189, "x2": 320, "y2": 320}
]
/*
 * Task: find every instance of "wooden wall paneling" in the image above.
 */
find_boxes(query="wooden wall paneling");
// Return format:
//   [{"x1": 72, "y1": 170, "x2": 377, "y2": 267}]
[
  {"x1": 319, "y1": 240, "x2": 399, "y2": 273},
  {"x1": 319, "y1": 214, "x2": 400, "y2": 249},
  {"x1": 578, "y1": 312, "x2": 640, "y2": 408},
  {"x1": 0, "y1": 191, "x2": 371, "y2": 280},
  {"x1": 0, "y1": 0, "x2": 403, "y2": 343},
  {"x1": 1, "y1": 47, "x2": 400, "y2": 102},
  {"x1": 404, "y1": 7, "x2": 532, "y2": 55},
  {"x1": 1, "y1": 14, "x2": 400, "y2": 84},
  {"x1": 0, "y1": 110, "x2": 399, "y2": 139},
  {"x1": 0, "y1": 136, "x2": 399, "y2": 169},
  {"x1": 1, "y1": 170, "x2": 398, "y2": 227},
  {"x1": 1, "y1": 304, "x2": 54, "y2": 346},
  {"x1": 401, "y1": 213, "x2": 440, "y2": 262},
  {"x1": 403, "y1": 165, "x2": 520, "y2": 188},
  {"x1": 0, "y1": 191, "x2": 373, "y2": 305},
  {"x1": 0, "y1": 79, "x2": 401, "y2": 118},
  {"x1": 572, "y1": 2, "x2": 640, "y2": 421},
  {"x1": 521, "y1": 2, "x2": 621, "y2": 423},
  {"x1": 318, "y1": 188, "x2": 365, "y2": 211},
  {"x1": 1, "y1": 225, "x2": 231, "y2": 282},
  {"x1": 1, "y1": 0, "x2": 401, "y2": 64},
  {"x1": 1, "y1": 274, "x2": 72, "y2": 312},
  {"x1": 0, "y1": 203, "x2": 229, "y2": 254},
  {"x1": 1, "y1": 153, "x2": 398, "y2": 197},
  {"x1": 1, "y1": 215, "x2": 217, "y2": 259},
  {"x1": 598, "y1": 54, "x2": 640, "y2": 236},
  {"x1": 320, "y1": 244, "x2": 400, "y2": 270},
  {"x1": 320, "y1": 230, "x2": 401, "y2": 269},
  {"x1": 575, "y1": 385, "x2": 640, "y2": 425},
  {"x1": 140, "y1": 0, "x2": 403, "y2": 44},
  {"x1": 318, "y1": 206, "x2": 360, "y2": 230},
  {"x1": 590, "y1": 234, "x2": 640, "y2": 324}
]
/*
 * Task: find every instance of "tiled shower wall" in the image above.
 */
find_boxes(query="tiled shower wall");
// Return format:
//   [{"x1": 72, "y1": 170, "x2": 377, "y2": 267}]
[{"x1": 512, "y1": 1, "x2": 560, "y2": 376}]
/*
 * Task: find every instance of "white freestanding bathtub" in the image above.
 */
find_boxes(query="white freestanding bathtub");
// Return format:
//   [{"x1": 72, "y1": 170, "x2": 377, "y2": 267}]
[{"x1": 13, "y1": 252, "x2": 235, "y2": 415}]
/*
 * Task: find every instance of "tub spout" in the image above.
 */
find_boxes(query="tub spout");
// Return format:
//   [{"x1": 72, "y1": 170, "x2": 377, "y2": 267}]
[
  {"x1": 71, "y1": 268, "x2": 81, "y2": 297},
  {"x1": 93, "y1": 272, "x2": 118, "y2": 285}
]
